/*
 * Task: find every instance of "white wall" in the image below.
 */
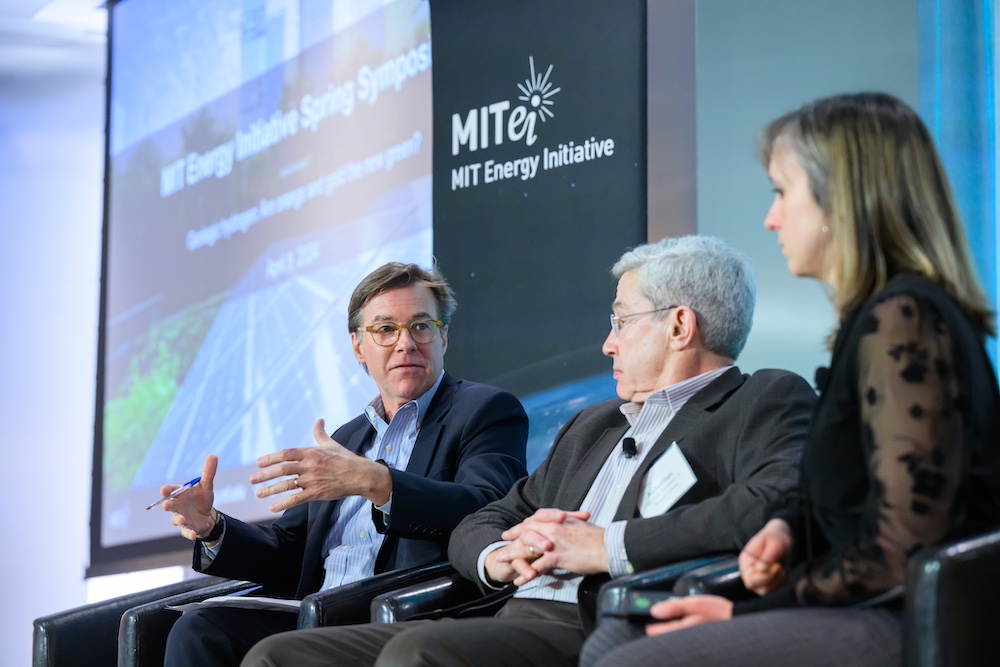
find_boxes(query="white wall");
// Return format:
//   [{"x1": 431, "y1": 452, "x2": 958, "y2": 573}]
[
  {"x1": 0, "y1": 36, "x2": 104, "y2": 665},
  {"x1": 694, "y1": 0, "x2": 920, "y2": 381}
]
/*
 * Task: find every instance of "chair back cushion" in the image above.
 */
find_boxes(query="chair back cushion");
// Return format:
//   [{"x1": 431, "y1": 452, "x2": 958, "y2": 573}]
[{"x1": 905, "y1": 528, "x2": 1000, "y2": 667}]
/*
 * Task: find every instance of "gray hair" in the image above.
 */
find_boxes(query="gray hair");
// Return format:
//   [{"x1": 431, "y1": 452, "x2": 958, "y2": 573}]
[{"x1": 612, "y1": 235, "x2": 755, "y2": 360}]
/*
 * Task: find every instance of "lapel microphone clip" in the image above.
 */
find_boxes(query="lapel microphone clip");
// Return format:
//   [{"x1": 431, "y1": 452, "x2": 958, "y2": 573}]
[{"x1": 622, "y1": 437, "x2": 637, "y2": 458}]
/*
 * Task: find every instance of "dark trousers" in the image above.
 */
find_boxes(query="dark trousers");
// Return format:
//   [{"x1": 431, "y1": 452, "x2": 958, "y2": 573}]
[
  {"x1": 580, "y1": 606, "x2": 903, "y2": 667},
  {"x1": 164, "y1": 606, "x2": 299, "y2": 667},
  {"x1": 243, "y1": 598, "x2": 586, "y2": 667}
]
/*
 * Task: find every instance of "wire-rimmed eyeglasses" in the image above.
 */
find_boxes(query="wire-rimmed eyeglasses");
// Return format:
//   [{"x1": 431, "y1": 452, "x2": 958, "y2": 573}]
[{"x1": 609, "y1": 306, "x2": 677, "y2": 337}]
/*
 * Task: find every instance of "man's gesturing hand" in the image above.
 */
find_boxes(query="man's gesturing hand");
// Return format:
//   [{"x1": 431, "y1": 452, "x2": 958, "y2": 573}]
[
  {"x1": 250, "y1": 419, "x2": 392, "y2": 512},
  {"x1": 162, "y1": 455, "x2": 217, "y2": 541}
]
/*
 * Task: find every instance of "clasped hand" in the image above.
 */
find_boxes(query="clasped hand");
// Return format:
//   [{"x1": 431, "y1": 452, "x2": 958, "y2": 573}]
[{"x1": 485, "y1": 509, "x2": 608, "y2": 586}]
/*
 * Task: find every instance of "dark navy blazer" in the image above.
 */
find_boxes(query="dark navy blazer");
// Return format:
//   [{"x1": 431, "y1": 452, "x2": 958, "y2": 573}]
[{"x1": 197, "y1": 372, "x2": 529, "y2": 598}]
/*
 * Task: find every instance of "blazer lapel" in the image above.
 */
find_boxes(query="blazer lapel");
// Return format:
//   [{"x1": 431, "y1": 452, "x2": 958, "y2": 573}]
[
  {"x1": 559, "y1": 423, "x2": 630, "y2": 509},
  {"x1": 404, "y1": 373, "x2": 456, "y2": 476},
  {"x1": 301, "y1": 373, "x2": 455, "y2": 589},
  {"x1": 615, "y1": 368, "x2": 745, "y2": 519}
]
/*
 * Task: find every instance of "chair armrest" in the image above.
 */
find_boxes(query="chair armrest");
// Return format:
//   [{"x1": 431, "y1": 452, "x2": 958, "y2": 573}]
[
  {"x1": 904, "y1": 528, "x2": 1000, "y2": 667},
  {"x1": 671, "y1": 556, "x2": 750, "y2": 600},
  {"x1": 595, "y1": 554, "x2": 736, "y2": 622},
  {"x1": 117, "y1": 578, "x2": 258, "y2": 667},
  {"x1": 297, "y1": 561, "x2": 457, "y2": 628},
  {"x1": 32, "y1": 576, "x2": 229, "y2": 667},
  {"x1": 371, "y1": 571, "x2": 513, "y2": 623}
]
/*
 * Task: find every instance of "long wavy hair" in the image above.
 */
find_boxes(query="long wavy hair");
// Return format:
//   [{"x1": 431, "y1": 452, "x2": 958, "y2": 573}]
[{"x1": 758, "y1": 92, "x2": 993, "y2": 337}]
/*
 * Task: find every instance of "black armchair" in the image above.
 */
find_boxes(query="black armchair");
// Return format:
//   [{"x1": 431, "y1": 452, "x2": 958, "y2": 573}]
[
  {"x1": 370, "y1": 564, "x2": 514, "y2": 623},
  {"x1": 367, "y1": 554, "x2": 737, "y2": 630},
  {"x1": 592, "y1": 554, "x2": 738, "y2": 623},
  {"x1": 32, "y1": 575, "x2": 253, "y2": 667},
  {"x1": 904, "y1": 528, "x2": 1000, "y2": 667},
  {"x1": 33, "y1": 561, "x2": 458, "y2": 667},
  {"x1": 297, "y1": 561, "x2": 457, "y2": 627},
  {"x1": 115, "y1": 578, "x2": 260, "y2": 667},
  {"x1": 592, "y1": 528, "x2": 1000, "y2": 667}
]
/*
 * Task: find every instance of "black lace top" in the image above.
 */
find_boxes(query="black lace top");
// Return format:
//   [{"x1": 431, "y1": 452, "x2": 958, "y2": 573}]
[{"x1": 737, "y1": 274, "x2": 1000, "y2": 612}]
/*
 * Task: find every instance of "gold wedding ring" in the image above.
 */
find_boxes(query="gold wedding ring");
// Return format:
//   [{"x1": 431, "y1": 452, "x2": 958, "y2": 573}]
[{"x1": 293, "y1": 478, "x2": 300, "y2": 489}]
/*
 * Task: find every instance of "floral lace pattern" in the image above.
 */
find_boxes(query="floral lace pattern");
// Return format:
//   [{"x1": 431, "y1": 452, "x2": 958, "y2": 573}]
[{"x1": 797, "y1": 293, "x2": 962, "y2": 605}]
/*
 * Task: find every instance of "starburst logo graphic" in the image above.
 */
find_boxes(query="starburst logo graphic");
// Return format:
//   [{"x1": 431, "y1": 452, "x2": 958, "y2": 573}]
[
  {"x1": 450, "y1": 57, "x2": 564, "y2": 156},
  {"x1": 517, "y1": 57, "x2": 560, "y2": 123}
]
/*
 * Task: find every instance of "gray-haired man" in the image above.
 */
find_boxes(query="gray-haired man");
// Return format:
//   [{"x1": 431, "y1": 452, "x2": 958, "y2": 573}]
[{"x1": 243, "y1": 236, "x2": 816, "y2": 667}]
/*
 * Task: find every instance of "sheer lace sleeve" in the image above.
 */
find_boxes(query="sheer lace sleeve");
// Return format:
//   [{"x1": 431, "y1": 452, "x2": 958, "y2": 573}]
[{"x1": 795, "y1": 292, "x2": 963, "y2": 605}]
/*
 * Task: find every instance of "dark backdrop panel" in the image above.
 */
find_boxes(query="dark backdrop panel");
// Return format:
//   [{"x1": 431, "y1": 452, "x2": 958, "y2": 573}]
[{"x1": 430, "y1": 0, "x2": 647, "y2": 397}]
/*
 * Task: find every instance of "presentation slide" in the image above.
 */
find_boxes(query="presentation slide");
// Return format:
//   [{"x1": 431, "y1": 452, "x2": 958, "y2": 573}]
[
  {"x1": 99, "y1": 0, "x2": 433, "y2": 553},
  {"x1": 94, "y1": 0, "x2": 646, "y2": 573}
]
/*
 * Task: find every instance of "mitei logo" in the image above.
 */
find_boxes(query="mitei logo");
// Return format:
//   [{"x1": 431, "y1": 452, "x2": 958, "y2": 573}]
[{"x1": 451, "y1": 57, "x2": 560, "y2": 156}]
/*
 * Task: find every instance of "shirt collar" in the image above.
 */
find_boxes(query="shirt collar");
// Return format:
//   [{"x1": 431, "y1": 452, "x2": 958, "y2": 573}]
[
  {"x1": 365, "y1": 370, "x2": 446, "y2": 428},
  {"x1": 620, "y1": 365, "x2": 733, "y2": 425}
]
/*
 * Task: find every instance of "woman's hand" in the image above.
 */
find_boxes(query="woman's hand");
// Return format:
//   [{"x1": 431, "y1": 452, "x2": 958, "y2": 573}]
[
  {"x1": 739, "y1": 518, "x2": 792, "y2": 596},
  {"x1": 644, "y1": 595, "x2": 733, "y2": 636}
]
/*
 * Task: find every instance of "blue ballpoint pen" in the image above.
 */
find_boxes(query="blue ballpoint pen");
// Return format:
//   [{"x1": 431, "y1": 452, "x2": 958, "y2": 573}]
[{"x1": 145, "y1": 476, "x2": 202, "y2": 510}]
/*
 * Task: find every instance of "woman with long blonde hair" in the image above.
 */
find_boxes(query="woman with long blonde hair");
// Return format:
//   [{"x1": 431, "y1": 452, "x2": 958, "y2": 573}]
[{"x1": 582, "y1": 92, "x2": 1000, "y2": 667}]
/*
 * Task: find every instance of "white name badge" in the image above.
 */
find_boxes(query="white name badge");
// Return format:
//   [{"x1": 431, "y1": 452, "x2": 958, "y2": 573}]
[{"x1": 638, "y1": 441, "x2": 698, "y2": 518}]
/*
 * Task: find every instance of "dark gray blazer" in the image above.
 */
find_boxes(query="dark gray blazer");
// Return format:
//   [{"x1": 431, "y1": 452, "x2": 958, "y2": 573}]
[{"x1": 448, "y1": 367, "x2": 815, "y2": 584}]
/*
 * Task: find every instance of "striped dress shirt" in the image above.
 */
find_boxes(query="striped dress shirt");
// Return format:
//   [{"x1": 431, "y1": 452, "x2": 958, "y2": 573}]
[{"x1": 509, "y1": 366, "x2": 732, "y2": 603}]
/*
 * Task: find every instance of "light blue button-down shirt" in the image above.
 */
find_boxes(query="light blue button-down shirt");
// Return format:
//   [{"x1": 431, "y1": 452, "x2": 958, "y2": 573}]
[
  {"x1": 318, "y1": 370, "x2": 445, "y2": 590},
  {"x1": 203, "y1": 372, "x2": 445, "y2": 590}
]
